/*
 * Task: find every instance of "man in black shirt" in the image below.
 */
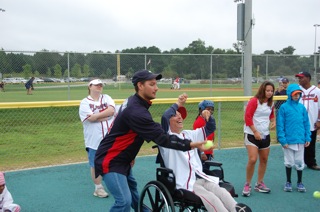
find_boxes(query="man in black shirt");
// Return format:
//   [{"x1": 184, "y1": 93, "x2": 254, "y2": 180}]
[
  {"x1": 95, "y1": 70, "x2": 206, "y2": 212},
  {"x1": 275, "y1": 77, "x2": 289, "y2": 110}
]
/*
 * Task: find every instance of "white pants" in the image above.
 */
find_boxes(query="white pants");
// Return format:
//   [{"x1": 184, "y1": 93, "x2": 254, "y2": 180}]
[
  {"x1": 283, "y1": 144, "x2": 305, "y2": 171},
  {"x1": 193, "y1": 179, "x2": 236, "y2": 212},
  {"x1": 173, "y1": 82, "x2": 180, "y2": 89}
]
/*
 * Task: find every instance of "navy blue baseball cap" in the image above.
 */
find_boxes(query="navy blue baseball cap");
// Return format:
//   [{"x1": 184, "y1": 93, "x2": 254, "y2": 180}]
[
  {"x1": 295, "y1": 71, "x2": 311, "y2": 79},
  {"x1": 132, "y1": 70, "x2": 162, "y2": 85},
  {"x1": 161, "y1": 106, "x2": 187, "y2": 132},
  {"x1": 281, "y1": 78, "x2": 289, "y2": 83}
]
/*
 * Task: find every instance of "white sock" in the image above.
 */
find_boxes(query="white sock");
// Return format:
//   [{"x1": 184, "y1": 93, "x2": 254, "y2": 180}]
[{"x1": 95, "y1": 184, "x2": 103, "y2": 190}]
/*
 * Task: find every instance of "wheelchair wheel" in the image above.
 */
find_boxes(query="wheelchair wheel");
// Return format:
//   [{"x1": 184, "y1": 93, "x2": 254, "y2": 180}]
[{"x1": 139, "y1": 180, "x2": 175, "y2": 212}]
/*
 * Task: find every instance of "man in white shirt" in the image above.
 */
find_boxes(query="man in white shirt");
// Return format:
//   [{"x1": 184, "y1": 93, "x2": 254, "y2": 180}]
[{"x1": 295, "y1": 72, "x2": 320, "y2": 170}]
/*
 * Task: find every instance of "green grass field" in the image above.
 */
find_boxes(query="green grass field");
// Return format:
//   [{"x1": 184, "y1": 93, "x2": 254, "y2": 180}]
[
  {"x1": 0, "y1": 82, "x2": 247, "y2": 101},
  {"x1": 0, "y1": 82, "x2": 263, "y2": 171}
]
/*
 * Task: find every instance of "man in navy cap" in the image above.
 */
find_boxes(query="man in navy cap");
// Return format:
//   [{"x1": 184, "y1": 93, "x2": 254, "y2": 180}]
[
  {"x1": 275, "y1": 77, "x2": 290, "y2": 109},
  {"x1": 94, "y1": 70, "x2": 207, "y2": 211},
  {"x1": 295, "y1": 71, "x2": 320, "y2": 170}
]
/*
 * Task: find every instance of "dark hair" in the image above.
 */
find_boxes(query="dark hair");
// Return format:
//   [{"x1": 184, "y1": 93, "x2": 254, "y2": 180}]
[
  {"x1": 134, "y1": 80, "x2": 147, "y2": 92},
  {"x1": 255, "y1": 81, "x2": 275, "y2": 107}
]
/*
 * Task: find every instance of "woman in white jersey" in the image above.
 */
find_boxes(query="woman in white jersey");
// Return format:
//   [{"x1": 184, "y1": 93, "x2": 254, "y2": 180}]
[
  {"x1": 79, "y1": 79, "x2": 116, "y2": 198},
  {"x1": 242, "y1": 81, "x2": 276, "y2": 197}
]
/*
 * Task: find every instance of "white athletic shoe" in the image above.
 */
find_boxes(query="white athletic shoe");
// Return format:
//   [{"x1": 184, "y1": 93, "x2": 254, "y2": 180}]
[{"x1": 93, "y1": 187, "x2": 109, "y2": 198}]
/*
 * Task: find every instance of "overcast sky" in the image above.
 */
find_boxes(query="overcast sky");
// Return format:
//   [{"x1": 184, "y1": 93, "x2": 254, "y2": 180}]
[{"x1": 1, "y1": 0, "x2": 319, "y2": 55}]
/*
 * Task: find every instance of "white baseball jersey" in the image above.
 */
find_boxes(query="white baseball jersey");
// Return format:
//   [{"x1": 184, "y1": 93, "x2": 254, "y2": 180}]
[
  {"x1": 244, "y1": 98, "x2": 274, "y2": 136},
  {"x1": 299, "y1": 85, "x2": 320, "y2": 131},
  {"x1": 79, "y1": 94, "x2": 115, "y2": 150},
  {"x1": 0, "y1": 186, "x2": 20, "y2": 212},
  {"x1": 159, "y1": 128, "x2": 219, "y2": 191}
]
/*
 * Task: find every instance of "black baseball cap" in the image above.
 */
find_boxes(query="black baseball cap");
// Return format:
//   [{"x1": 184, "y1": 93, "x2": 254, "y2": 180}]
[
  {"x1": 132, "y1": 70, "x2": 162, "y2": 85},
  {"x1": 281, "y1": 78, "x2": 289, "y2": 83},
  {"x1": 295, "y1": 72, "x2": 311, "y2": 79}
]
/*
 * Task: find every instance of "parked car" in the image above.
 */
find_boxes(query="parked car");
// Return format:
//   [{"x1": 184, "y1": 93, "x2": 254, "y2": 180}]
[
  {"x1": 15, "y1": 77, "x2": 28, "y2": 84},
  {"x1": 2, "y1": 77, "x2": 27, "y2": 84},
  {"x1": 33, "y1": 78, "x2": 44, "y2": 84},
  {"x1": 43, "y1": 78, "x2": 55, "y2": 82},
  {"x1": 160, "y1": 78, "x2": 172, "y2": 83},
  {"x1": 64, "y1": 77, "x2": 77, "y2": 82},
  {"x1": 2, "y1": 78, "x2": 16, "y2": 83},
  {"x1": 80, "y1": 77, "x2": 90, "y2": 82}
]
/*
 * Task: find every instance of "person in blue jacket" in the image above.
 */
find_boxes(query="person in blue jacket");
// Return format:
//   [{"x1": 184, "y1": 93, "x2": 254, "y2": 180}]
[{"x1": 276, "y1": 83, "x2": 311, "y2": 193}]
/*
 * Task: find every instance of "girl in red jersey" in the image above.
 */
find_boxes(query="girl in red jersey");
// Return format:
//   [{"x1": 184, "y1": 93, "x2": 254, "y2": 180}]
[{"x1": 193, "y1": 100, "x2": 216, "y2": 172}]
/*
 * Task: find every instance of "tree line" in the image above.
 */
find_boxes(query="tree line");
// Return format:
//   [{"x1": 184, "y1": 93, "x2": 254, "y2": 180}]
[{"x1": 0, "y1": 39, "x2": 318, "y2": 80}]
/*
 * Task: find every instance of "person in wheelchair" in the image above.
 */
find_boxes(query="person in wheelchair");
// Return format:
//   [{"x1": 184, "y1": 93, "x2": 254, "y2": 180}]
[{"x1": 160, "y1": 93, "x2": 251, "y2": 212}]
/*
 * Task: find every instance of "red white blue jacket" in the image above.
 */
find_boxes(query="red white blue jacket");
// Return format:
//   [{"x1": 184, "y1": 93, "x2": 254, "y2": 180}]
[{"x1": 94, "y1": 93, "x2": 192, "y2": 177}]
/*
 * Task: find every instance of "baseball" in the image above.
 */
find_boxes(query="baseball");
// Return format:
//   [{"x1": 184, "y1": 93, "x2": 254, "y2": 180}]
[
  {"x1": 204, "y1": 140, "x2": 214, "y2": 149},
  {"x1": 313, "y1": 191, "x2": 320, "y2": 199}
]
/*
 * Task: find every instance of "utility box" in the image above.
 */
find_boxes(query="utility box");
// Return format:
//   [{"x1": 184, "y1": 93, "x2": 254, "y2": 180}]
[{"x1": 237, "y1": 3, "x2": 245, "y2": 41}]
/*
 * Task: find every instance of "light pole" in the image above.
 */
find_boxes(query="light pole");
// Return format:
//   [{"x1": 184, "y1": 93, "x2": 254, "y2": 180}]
[{"x1": 314, "y1": 24, "x2": 320, "y2": 84}]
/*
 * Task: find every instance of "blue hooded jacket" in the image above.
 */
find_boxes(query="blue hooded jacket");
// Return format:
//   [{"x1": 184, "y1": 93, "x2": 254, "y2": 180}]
[{"x1": 276, "y1": 84, "x2": 311, "y2": 146}]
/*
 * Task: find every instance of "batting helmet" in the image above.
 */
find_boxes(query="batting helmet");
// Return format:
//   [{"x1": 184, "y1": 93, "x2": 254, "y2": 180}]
[{"x1": 198, "y1": 100, "x2": 214, "y2": 110}]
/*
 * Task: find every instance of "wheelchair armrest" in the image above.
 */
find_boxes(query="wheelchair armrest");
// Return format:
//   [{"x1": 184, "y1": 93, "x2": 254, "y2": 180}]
[
  {"x1": 156, "y1": 167, "x2": 176, "y2": 195},
  {"x1": 204, "y1": 160, "x2": 222, "y2": 167},
  {"x1": 157, "y1": 167, "x2": 174, "y2": 175}
]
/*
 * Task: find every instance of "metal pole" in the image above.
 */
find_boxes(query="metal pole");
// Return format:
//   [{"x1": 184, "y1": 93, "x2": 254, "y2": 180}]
[
  {"x1": 144, "y1": 55, "x2": 147, "y2": 70},
  {"x1": 241, "y1": 46, "x2": 244, "y2": 88},
  {"x1": 266, "y1": 55, "x2": 268, "y2": 80},
  {"x1": 217, "y1": 102, "x2": 221, "y2": 150},
  {"x1": 243, "y1": 0, "x2": 252, "y2": 97},
  {"x1": 314, "y1": 24, "x2": 320, "y2": 84},
  {"x1": 210, "y1": 54, "x2": 213, "y2": 97},
  {"x1": 67, "y1": 53, "x2": 70, "y2": 100}
]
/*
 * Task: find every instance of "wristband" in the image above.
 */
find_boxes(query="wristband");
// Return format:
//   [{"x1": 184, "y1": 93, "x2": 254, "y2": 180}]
[{"x1": 317, "y1": 119, "x2": 320, "y2": 122}]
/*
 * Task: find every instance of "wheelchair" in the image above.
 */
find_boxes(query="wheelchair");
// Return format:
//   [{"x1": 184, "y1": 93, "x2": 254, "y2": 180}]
[{"x1": 139, "y1": 146, "x2": 242, "y2": 212}]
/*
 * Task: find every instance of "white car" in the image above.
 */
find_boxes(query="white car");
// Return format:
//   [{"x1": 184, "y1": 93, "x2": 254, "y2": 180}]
[
  {"x1": 2, "y1": 78, "x2": 15, "y2": 83},
  {"x1": 15, "y1": 78, "x2": 28, "y2": 84},
  {"x1": 33, "y1": 78, "x2": 44, "y2": 84}
]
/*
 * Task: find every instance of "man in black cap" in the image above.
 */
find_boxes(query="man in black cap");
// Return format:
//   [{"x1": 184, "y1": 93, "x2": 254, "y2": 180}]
[
  {"x1": 275, "y1": 77, "x2": 290, "y2": 109},
  {"x1": 295, "y1": 71, "x2": 320, "y2": 170},
  {"x1": 94, "y1": 70, "x2": 207, "y2": 211}
]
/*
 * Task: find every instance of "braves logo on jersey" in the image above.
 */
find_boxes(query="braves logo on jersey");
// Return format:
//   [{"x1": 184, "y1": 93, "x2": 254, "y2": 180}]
[
  {"x1": 89, "y1": 102, "x2": 108, "y2": 113},
  {"x1": 301, "y1": 93, "x2": 318, "y2": 102}
]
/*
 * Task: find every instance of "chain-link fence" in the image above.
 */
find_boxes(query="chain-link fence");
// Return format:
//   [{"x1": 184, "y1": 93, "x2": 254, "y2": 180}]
[
  {"x1": 0, "y1": 96, "x2": 287, "y2": 171},
  {"x1": 1, "y1": 51, "x2": 319, "y2": 99},
  {"x1": 0, "y1": 50, "x2": 314, "y2": 171}
]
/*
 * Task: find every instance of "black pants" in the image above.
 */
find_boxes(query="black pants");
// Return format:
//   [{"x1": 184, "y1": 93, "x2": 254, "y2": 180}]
[{"x1": 304, "y1": 130, "x2": 318, "y2": 167}]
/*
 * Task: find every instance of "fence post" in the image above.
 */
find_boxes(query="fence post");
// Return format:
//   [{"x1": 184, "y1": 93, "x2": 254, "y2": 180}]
[
  {"x1": 217, "y1": 101, "x2": 221, "y2": 149},
  {"x1": 67, "y1": 53, "x2": 70, "y2": 100}
]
